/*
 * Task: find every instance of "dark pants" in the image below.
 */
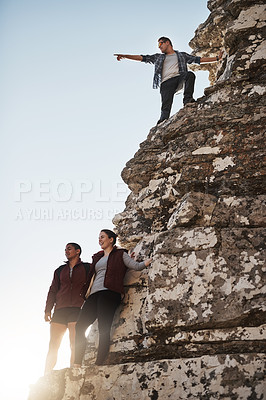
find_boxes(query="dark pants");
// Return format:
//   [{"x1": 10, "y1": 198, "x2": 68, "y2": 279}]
[
  {"x1": 159, "y1": 71, "x2": 196, "y2": 122},
  {"x1": 74, "y1": 290, "x2": 121, "y2": 365}
]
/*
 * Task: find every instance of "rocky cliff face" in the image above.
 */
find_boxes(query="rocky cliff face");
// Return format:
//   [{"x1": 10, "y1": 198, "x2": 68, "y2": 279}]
[{"x1": 29, "y1": 1, "x2": 265, "y2": 399}]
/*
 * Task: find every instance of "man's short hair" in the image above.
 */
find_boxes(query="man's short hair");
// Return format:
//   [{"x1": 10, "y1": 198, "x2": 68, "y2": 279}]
[
  {"x1": 158, "y1": 37, "x2": 173, "y2": 47},
  {"x1": 67, "y1": 242, "x2": 82, "y2": 255}
]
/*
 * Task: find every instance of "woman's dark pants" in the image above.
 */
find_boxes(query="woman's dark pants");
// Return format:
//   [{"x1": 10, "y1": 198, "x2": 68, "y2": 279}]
[{"x1": 74, "y1": 290, "x2": 121, "y2": 365}]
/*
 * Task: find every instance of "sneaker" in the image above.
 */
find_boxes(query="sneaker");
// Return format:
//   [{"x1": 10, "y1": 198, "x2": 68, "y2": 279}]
[
  {"x1": 157, "y1": 118, "x2": 167, "y2": 125},
  {"x1": 183, "y1": 98, "x2": 196, "y2": 106}
]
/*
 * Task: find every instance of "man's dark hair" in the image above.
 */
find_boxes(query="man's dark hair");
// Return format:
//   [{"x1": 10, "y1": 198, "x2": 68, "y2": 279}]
[
  {"x1": 67, "y1": 242, "x2": 82, "y2": 255},
  {"x1": 158, "y1": 36, "x2": 173, "y2": 47},
  {"x1": 101, "y1": 229, "x2": 117, "y2": 245}
]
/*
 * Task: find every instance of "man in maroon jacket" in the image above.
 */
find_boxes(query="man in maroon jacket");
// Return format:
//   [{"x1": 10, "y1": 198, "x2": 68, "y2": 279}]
[{"x1": 44, "y1": 243, "x2": 90, "y2": 374}]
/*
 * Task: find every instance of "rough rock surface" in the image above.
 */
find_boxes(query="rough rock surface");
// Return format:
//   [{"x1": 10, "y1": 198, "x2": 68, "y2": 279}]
[{"x1": 29, "y1": 0, "x2": 266, "y2": 399}]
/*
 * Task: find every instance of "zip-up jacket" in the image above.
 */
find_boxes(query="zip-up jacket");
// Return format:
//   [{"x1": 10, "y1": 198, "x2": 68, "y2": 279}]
[
  {"x1": 81, "y1": 246, "x2": 133, "y2": 298},
  {"x1": 45, "y1": 259, "x2": 90, "y2": 313}
]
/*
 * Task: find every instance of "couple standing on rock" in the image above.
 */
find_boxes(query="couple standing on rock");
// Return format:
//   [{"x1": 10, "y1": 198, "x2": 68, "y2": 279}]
[
  {"x1": 44, "y1": 229, "x2": 151, "y2": 374},
  {"x1": 114, "y1": 36, "x2": 222, "y2": 125}
]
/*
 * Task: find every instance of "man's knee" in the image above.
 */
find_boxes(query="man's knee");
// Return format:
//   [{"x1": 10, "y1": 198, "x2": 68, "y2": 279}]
[
  {"x1": 48, "y1": 337, "x2": 62, "y2": 350},
  {"x1": 186, "y1": 71, "x2": 195, "y2": 80}
]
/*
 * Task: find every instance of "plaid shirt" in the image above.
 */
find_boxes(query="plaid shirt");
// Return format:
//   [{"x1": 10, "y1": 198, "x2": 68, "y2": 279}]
[{"x1": 141, "y1": 51, "x2": 201, "y2": 89}]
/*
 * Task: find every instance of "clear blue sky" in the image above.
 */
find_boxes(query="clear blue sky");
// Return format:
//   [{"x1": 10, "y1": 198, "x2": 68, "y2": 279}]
[{"x1": 0, "y1": 1, "x2": 210, "y2": 398}]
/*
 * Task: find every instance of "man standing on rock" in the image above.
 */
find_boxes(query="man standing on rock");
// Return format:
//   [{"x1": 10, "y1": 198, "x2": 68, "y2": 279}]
[
  {"x1": 114, "y1": 37, "x2": 222, "y2": 124},
  {"x1": 44, "y1": 243, "x2": 90, "y2": 374}
]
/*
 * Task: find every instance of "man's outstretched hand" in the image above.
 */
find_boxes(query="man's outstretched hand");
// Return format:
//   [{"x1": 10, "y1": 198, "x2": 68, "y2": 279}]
[
  {"x1": 114, "y1": 54, "x2": 124, "y2": 61},
  {"x1": 218, "y1": 50, "x2": 224, "y2": 60},
  {"x1": 113, "y1": 54, "x2": 143, "y2": 62}
]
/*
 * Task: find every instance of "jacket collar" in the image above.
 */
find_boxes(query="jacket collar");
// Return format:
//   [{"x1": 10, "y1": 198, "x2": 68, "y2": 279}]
[{"x1": 64, "y1": 258, "x2": 82, "y2": 267}]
